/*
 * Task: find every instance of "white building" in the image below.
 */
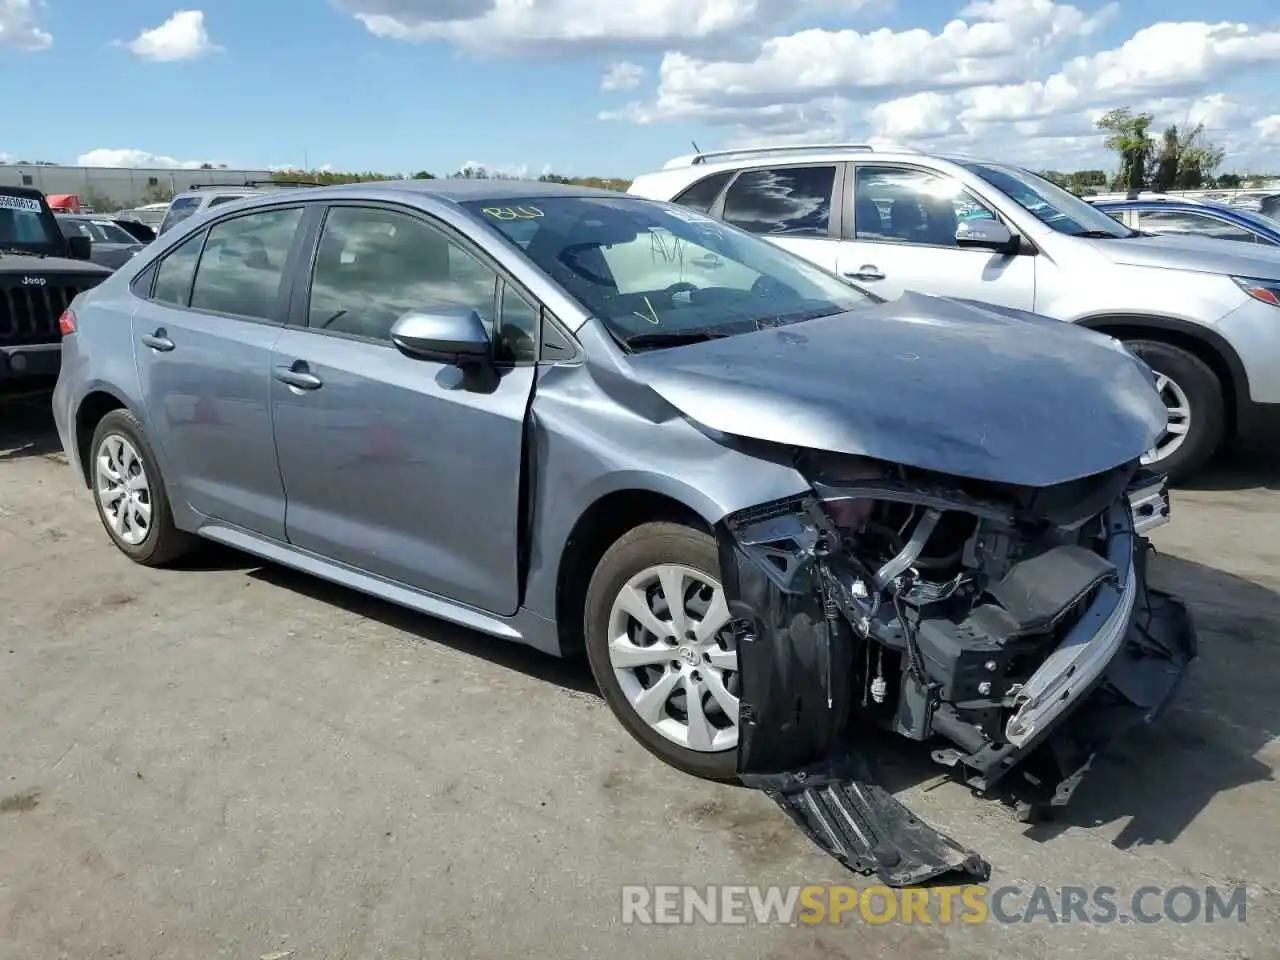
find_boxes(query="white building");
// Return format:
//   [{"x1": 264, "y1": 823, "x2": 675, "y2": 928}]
[{"x1": 0, "y1": 164, "x2": 276, "y2": 211}]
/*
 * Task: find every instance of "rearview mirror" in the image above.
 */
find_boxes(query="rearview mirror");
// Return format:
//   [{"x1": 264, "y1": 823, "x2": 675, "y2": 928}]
[
  {"x1": 955, "y1": 219, "x2": 1017, "y2": 253},
  {"x1": 66, "y1": 235, "x2": 92, "y2": 261},
  {"x1": 390, "y1": 309, "x2": 491, "y2": 366}
]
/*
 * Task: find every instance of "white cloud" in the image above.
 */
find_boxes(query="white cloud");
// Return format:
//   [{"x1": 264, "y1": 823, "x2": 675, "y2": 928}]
[
  {"x1": 1257, "y1": 116, "x2": 1280, "y2": 145},
  {"x1": 601, "y1": 61, "x2": 644, "y2": 90},
  {"x1": 0, "y1": 0, "x2": 51, "y2": 49},
  {"x1": 337, "y1": 0, "x2": 872, "y2": 55},
  {"x1": 120, "y1": 10, "x2": 220, "y2": 62},
  {"x1": 76, "y1": 148, "x2": 226, "y2": 169}
]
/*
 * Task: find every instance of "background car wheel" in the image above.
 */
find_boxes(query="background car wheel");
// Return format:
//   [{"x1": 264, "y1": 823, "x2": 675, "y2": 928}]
[
  {"x1": 1126, "y1": 339, "x2": 1225, "y2": 484},
  {"x1": 90, "y1": 409, "x2": 195, "y2": 566},
  {"x1": 584, "y1": 522, "x2": 740, "y2": 782}
]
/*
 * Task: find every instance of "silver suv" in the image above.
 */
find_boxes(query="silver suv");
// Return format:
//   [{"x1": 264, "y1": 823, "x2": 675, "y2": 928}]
[
  {"x1": 158, "y1": 180, "x2": 319, "y2": 236},
  {"x1": 629, "y1": 144, "x2": 1280, "y2": 481}
]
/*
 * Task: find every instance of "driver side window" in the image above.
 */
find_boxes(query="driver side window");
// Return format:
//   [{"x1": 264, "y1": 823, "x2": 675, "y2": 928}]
[
  {"x1": 597, "y1": 228, "x2": 761, "y2": 295},
  {"x1": 853, "y1": 166, "x2": 995, "y2": 247}
]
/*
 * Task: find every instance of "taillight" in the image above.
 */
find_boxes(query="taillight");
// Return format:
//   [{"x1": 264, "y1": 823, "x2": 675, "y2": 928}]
[{"x1": 58, "y1": 308, "x2": 77, "y2": 336}]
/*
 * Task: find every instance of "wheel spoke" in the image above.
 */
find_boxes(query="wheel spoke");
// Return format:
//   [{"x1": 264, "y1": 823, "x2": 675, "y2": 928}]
[
  {"x1": 706, "y1": 645, "x2": 737, "y2": 671},
  {"x1": 657, "y1": 566, "x2": 691, "y2": 637},
  {"x1": 694, "y1": 586, "x2": 730, "y2": 643},
  {"x1": 98, "y1": 486, "x2": 125, "y2": 506},
  {"x1": 1154, "y1": 373, "x2": 1170, "y2": 393},
  {"x1": 131, "y1": 499, "x2": 152, "y2": 528},
  {"x1": 1166, "y1": 421, "x2": 1190, "y2": 436},
  {"x1": 609, "y1": 634, "x2": 672, "y2": 670},
  {"x1": 703, "y1": 670, "x2": 739, "y2": 724},
  {"x1": 126, "y1": 473, "x2": 148, "y2": 491},
  {"x1": 632, "y1": 668, "x2": 681, "y2": 725},
  {"x1": 683, "y1": 676, "x2": 715, "y2": 751},
  {"x1": 109, "y1": 501, "x2": 125, "y2": 535},
  {"x1": 97, "y1": 454, "x2": 120, "y2": 483},
  {"x1": 616, "y1": 584, "x2": 675, "y2": 641}
]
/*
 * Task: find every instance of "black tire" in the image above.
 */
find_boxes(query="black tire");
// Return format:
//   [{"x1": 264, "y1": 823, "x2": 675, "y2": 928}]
[
  {"x1": 1125, "y1": 339, "x2": 1225, "y2": 484},
  {"x1": 584, "y1": 522, "x2": 738, "y2": 782},
  {"x1": 88, "y1": 409, "x2": 196, "y2": 566}
]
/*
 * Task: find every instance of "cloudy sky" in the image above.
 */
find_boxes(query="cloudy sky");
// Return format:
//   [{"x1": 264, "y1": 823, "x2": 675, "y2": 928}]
[{"x1": 1, "y1": 0, "x2": 1278, "y2": 177}]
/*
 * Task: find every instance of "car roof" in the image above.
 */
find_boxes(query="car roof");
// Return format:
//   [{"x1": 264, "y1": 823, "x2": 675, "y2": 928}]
[{"x1": 319, "y1": 178, "x2": 628, "y2": 202}]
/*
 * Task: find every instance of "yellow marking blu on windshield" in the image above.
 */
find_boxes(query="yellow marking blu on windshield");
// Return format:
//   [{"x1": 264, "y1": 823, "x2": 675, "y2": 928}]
[{"x1": 482, "y1": 206, "x2": 544, "y2": 221}]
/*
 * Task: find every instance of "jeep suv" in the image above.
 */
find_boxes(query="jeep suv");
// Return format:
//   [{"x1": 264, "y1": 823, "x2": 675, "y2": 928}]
[
  {"x1": 628, "y1": 144, "x2": 1280, "y2": 481},
  {"x1": 1, "y1": 186, "x2": 112, "y2": 386}
]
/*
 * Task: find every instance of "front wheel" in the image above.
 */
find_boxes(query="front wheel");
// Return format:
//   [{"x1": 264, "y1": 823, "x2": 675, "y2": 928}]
[
  {"x1": 583, "y1": 522, "x2": 741, "y2": 781},
  {"x1": 1127, "y1": 339, "x2": 1226, "y2": 484}
]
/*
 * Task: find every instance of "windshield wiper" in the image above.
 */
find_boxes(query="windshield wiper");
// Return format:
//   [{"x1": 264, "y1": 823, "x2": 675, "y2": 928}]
[
  {"x1": 1072, "y1": 230, "x2": 1132, "y2": 239},
  {"x1": 0, "y1": 247, "x2": 45, "y2": 257},
  {"x1": 623, "y1": 330, "x2": 727, "y2": 351}
]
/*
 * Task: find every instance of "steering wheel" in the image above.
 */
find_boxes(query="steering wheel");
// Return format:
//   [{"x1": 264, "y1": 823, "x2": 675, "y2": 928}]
[
  {"x1": 663, "y1": 281, "x2": 697, "y2": 300},
  {"x1": 751, "y1": 275, "x2": 793, "y2": 298}
]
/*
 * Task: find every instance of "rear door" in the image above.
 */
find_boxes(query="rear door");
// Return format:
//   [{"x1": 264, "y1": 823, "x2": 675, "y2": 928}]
[
  {"x1": 132, "y1": 205, "x2": 307, "y2": 538},
  {"x1": 710, "y1": 164, "x2": 844, "y2": 272},
  {"x1": 836, "y1": 163, "x2": 1036, "y2": 309},
  {"x1": 269, "y1": 202, "x2": 537, "y2": 615}
]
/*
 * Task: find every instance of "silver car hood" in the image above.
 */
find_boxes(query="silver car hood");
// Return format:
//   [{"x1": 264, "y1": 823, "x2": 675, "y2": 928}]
[
  {"x1": 627, "y1": 293, "x2": 1167, "y2": 488},
  {"x1": 1090, "y1": 232, "x2": 1280, "y2": 278}
]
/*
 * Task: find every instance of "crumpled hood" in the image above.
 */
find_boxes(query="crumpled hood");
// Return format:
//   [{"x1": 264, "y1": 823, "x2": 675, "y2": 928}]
[
  {"x1": 626, "y1": 293, "x2": 1167, "y2": 488},
  {"x1": 1090, "y1": 232, "x2": 1280, "y2": 278}
]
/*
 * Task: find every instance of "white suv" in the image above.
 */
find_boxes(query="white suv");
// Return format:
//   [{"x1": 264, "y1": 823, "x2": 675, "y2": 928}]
[{"x1": 629, "y1": 144, "x2": 1280, "y2": 481}]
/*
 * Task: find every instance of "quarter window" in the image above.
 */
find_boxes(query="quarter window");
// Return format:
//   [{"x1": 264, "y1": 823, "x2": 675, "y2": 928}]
[
  {"x1": 721, "y1": 166, "x2": 836, "y2": 237},
  {"x1": 307, "y1": 206, "x2": 498, "y2": 343},
  {"x1": 496, "y1": 284, "x2": 539, "y2": 363},
  {"x1": 152, "y1": 229, "x2": 206, "y2": 306},
  {"x1": 672, "y1": 172, "x2": 733, "y2": 213},
  {"x1": 189, "y1": 208, "x2": 303, "y2": 321}
]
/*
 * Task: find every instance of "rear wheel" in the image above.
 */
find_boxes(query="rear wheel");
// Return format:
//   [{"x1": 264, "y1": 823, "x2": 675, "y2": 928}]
[
  {"x1": 1126, "y1": 339, "x2": 1225, "y2": 483},
  {"x1": 584, "y1": 522, "x2": 740, "y2": 781},
  {"x1": 90, "y1": 409, "x2": 195, "y2": 565}
]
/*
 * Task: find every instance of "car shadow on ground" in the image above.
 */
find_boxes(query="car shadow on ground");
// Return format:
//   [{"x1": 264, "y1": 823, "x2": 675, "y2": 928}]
[
  {"x1": 0, "y1": 390, "x2": 62, "y2": 461},
  {"x1": 1183, "y1": 439, "x2": 1280, "y2": 492}
]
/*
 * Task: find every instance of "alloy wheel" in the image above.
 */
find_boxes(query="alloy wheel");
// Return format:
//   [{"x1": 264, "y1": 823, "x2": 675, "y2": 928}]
[
  {"x1": 606, "y1": 563, "x2": 740, "y2": 753},
  {"x1": 1141, "y1": 370, "x2": 1192, "y2": 467},
  {"x1": 95, "y1": 433, "x2": 152, "y2": 546}
]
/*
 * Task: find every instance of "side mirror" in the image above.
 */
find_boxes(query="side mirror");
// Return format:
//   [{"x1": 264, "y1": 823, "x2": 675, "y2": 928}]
[
  {"x1": 390, "y1": 309, "x2": 491, "y2": 366},
  {"x1": 66, "y1": 235, "x2": 92, "y2": 261},
  {"x1": 955, "y1": 218, "x2": 1017, "y2": 253}
]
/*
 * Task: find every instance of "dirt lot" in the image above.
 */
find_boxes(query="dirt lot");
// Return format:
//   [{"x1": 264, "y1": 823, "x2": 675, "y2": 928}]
[{"x1": 2, "y1": 392, "x2": 1277, "y2": 960}]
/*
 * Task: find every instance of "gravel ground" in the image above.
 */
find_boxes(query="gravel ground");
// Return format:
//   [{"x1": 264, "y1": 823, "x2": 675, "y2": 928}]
[{"x1": 2, "y1": 393, "x2": 1277, "y2": 960}]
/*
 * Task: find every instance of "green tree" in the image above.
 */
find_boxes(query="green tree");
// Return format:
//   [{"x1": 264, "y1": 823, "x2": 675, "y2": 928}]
[
  {"x1": 1216, "y1": 173, "x2": 1242, "y2": 188},
  {"x1": 141, "y1": 184, "x2": 175, "y2": 204},
  {"x1": 1174, "y1": 123, "x2": 1225, "y2": 189},
  {"x1": 410, "y1": 170, "x2": 436, "y2": 179},
  {"x1": 1097, "y1": 107, "x2": 1155, "y2": 192},
  {"x1": 1152, "y1": 125, "x2": 1179, "y2": 192}
]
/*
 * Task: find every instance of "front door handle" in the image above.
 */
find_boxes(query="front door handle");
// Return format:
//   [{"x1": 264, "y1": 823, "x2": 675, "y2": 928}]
[
  {"x1": 273, "y1": 364, "x2": 323, "y2": 391},
  {"x1": 843, "y1": 264, "x2": 886, "y2": 282},
  {"x1": 140, "y1": 329, "x2": 175, "y2": 352}
]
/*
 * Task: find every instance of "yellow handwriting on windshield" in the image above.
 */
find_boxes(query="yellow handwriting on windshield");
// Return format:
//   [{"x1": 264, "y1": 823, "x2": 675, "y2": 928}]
[{"x1": 482, "y1": 206, "x2": 544, "y2": 221}]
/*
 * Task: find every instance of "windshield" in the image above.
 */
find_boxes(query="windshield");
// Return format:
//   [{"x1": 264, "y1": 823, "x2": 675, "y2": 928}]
[
  {"x1": 961, "y1": 162, "x2": 1136, "y2": 239},
  {"x1": 460, "y1": 196, "x2": 878, "y2": 350},
  {"x1": 0, "y1": 191, "x2": 65, "y2": 254},
  {"x1": 59, "y1": 217, "x2": 138, "y2": 244}
]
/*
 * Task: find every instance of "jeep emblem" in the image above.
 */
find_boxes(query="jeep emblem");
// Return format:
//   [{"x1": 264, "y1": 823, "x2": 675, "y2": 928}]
[{"x1": 22, "y1": 276, "x2": 46, "y2": 286}]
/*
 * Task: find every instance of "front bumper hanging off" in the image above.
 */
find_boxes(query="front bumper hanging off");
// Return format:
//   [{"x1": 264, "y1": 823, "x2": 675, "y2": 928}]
[{"x1": 719, "y1": 470, "x2": 1195, "y2": 887}]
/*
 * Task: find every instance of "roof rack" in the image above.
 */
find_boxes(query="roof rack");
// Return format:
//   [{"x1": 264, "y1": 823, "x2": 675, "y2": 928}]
[
  {"x1": 664, "y1": 141, "x2": 917, "y2": 169},
  {"x1": 186, "y1": 179, "x2": 323, "y2": 190}
]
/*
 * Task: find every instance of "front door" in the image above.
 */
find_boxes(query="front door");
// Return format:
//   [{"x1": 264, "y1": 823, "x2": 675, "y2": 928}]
[
  {"x1": 270, "y1": 203, "x2": 537, "y2": 616},
  {"x1": 132, "y1": 206, "x2": 306, "y2": 539},
  {"x1": 715, "y1": 163, "x2": 843, "y2": 273},
  {"x1": 838, "y1": 164, "x2": 1036, "y2": 310}
]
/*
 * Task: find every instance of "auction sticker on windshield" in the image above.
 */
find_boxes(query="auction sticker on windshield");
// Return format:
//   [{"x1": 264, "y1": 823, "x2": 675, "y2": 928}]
[{"x1": 0, "y1": 195, "x2": 42, "y2": 212}]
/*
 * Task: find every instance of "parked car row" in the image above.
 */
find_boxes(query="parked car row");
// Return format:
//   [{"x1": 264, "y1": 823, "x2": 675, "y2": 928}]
[{"x1": 627, "y1": 143, "x2": 1280, "y2": 482}]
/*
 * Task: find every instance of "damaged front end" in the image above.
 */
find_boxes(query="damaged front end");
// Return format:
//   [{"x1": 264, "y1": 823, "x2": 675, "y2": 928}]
[{"x1": 718, "y1": 456, "x2": 1195, "y2": 886}]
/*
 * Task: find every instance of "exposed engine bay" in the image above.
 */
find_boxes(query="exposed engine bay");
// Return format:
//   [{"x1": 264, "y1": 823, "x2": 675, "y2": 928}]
[{"x1": 717, "y1": 452, "x2": 1195, "y2": 886}]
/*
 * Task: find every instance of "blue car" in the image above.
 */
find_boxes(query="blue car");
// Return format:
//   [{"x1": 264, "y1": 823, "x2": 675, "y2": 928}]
[{"x1": 1092, "y1": 197, "x2": 1280, "y2": 247}]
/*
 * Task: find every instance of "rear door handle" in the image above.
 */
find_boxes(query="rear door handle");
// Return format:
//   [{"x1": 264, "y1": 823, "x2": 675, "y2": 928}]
[
  {"x1": 273, "y1": 364, "x2": 323, "y2": 391},
  {"x1": 843, "y1": 264, "x2": 885, "y2": 282},
  {"x1": 140, "y1": 329, "x2": 175, "y2": 352}
]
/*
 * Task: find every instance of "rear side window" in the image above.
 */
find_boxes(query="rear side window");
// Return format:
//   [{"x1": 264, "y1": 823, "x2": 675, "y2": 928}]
[
  {"x1": 672, "y1": 172, "x2": 733, "y2": 213},
  {"x1": 190, "y1": 208, "x2": 303, "y2": 321},
  {"x1": 721, "y1": 166, "x2": 837, "y2": 237},
  {"x1": 152, "y1": 230, "x2": 206, "y2": 306},
  {"x1": 208, "y1": 194, "x2": 244, "y2": 208},
  {"x1": 159, "y1": 196, "x2": 202, "y2": 234},
  {"x1": 1139, "y1": 210, "x2": 1260, "y2": 244}
]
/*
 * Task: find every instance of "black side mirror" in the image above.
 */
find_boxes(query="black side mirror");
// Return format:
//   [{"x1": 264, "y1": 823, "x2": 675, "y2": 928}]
[
  {"x1": 390, "y1": 309, "x2": 491, "y2": 366},
  {"x1": 66, "y1": 235, "x2": 92, "y2": 261}
]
